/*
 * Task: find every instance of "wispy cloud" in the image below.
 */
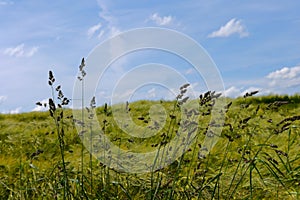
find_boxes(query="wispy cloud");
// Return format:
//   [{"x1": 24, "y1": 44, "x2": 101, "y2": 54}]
[
  {"x1": 97, "y1": 0, "x2": 121, "y2": 38},
  {"x1": 3, "y1": 44, "x2": 39, "y2": 57},
  {"x1": 9, "y1": 107, "x2": 22, "y2": 114},
  {"x1": 149, "y1": 13, "x2": 173, "y2": 26},
  {"x1": 1, "y1": 106, "x2": 22, "y2": 114},
  {"x1": 87, "y1": 23, "x2": 102, "y2": 38},
  {"x1": 224, "y1": 86, "x2": 241, "y2": 97},
  {"x1": 0, "y1": 95, "x2": 7, "y2": 104},
  {"x1": 224, "y1": 86, "x2": 261, "y2": 98},
  {"x1": 0, "y1": 0, "x2": 13, "y2": 6},
  {"x1": 266, "y1": 66, "x2": 300, "y2": 88},
  {"x1": 97, "y1": 0, "x2": 114, "y2": 25},
  {"x1": 147, "y1": 88, "x2": 156, "y2": 98},
  {"x1": 224, "y1": 66, "x2": 300, "y2": 97},
  {"x1": 208, "y1": 18, "x2": 249, "y2": 38},
  {"x1": 185, "y1": 68, "x2": 196, "y2": 75}
]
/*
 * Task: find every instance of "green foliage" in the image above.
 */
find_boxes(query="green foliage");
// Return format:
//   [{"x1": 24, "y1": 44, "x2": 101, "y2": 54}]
[
  {"x1": 0, "y1": 94, "x2": 299, "y2": 199},
  {"x1": 1, "y1": 62, "x2": 299, "y2": 199}
]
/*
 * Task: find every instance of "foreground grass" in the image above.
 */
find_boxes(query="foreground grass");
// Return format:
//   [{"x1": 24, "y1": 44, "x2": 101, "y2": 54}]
[{"x1": 0, "y1": 95, "x2": 300, "y2": 199}]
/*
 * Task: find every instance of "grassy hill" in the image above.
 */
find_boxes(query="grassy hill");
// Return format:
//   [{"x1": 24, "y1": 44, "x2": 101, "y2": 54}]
[{"x1": 0, "y1": 95, "x2": 300, "y2": 199}]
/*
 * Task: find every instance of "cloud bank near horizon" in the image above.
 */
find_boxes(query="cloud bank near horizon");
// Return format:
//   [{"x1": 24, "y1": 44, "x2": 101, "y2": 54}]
[{"x1": 1, "y1": 0, "x2": 300, "y2": 113}]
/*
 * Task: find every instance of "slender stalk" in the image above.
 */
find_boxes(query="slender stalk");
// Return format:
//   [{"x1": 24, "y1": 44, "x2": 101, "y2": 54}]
[
  {"x1": 250, "y1": 162, "x2": 254, "y2": 200},
  {"x1": 211, "y1": 140, "x2": 230, "y2": 199},
  {"x1": 50, "y1": 85, "x2": 69, "y2": 200},
  {"x1": 151, "y1": 99, "x2": 179, "y2": 200},
  {"x1": 81, "y1": 78, "x2": 85, "y2": 195},
  {"x1": 227, "y1": 133, "x2": 273, "y2": 199},
  {"x1": 89, "y1": 124, "x2": 93, "y2": 193}
]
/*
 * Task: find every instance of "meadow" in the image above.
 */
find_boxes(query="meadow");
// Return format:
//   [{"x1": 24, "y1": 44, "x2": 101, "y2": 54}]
[{"x1": 0, "y1": 69, "x2": 300, "y2": 199}]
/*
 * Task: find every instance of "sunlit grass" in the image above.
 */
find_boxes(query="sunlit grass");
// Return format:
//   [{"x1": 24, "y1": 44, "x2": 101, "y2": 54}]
[
  {"x1": 0, "y1": 93, "x2": 299, "y2": 199},
  {"x1": 1, "y1": 60, "x2": 300, "y2": 199}
]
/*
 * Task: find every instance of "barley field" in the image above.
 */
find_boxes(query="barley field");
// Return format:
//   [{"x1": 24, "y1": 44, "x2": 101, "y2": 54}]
[{"x1": 0, "y1": 81, "x2": 299, "y2": 199}]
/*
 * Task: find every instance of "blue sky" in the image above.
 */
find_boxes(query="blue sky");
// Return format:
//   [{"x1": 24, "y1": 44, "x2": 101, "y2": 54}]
[{"x1": 0, "y1": 0, "x2": 300, "y2": 113}]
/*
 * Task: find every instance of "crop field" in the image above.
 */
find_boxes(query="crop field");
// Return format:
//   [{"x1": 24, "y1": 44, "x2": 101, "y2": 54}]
[
  {"x1": 1, "y1": 69, "x2": 300, "y2": 200},
  {"x1": 0, "y1": 85, "x2": 300, "y2": 199},
  {"x1": 2, "y1": 1, "x2": 300, "y2": 199}
]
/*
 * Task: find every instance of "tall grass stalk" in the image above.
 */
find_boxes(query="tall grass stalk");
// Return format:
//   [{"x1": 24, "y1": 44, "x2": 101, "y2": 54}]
[
  {"x1": 151, "y1": 84, "x2": 190, "y2": 199},
  {"x1": 87, "y1": 96, "x2": 96, "y2": 194},
  {"x1": 212, "y1": 140, "x2": 231, "y2": 199},
  {"x1": 47, "y1": 71, "x2": 71, "y2": 199},
  {"x1": 77, "y1": 58, "x2": 88, "y2": 197}
]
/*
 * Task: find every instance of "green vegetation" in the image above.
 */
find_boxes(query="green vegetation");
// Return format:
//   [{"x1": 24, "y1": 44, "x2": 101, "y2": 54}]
[
  {"x1": 1, "y1": 94, "x2": 299, "y2": 199},
  {"x1": 0, "y1": 64, "x2": 299, "y2": 199}
]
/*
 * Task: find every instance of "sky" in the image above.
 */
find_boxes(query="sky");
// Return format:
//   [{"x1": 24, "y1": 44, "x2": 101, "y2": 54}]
[{"x1": 0, "y1": 0, "x2": 300, "y2": 113}]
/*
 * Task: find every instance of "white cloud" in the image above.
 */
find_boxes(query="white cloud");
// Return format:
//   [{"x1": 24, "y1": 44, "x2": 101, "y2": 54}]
[
  {"x1": 87, "y1": 23, "x2": 102, "y2": 38},
  {"x1": 223, "y1": 66, "x2": 300, "y2": 97},
  {"x1": 32, "y1": 99, "x2": 48, "y2": 112},
  {"x1": 224, "y1": 86, "x2": 262, "y2": 98},
  {"x1": 185, "y1": 68, "x2": 195, "y2": 75},
  {"x1": 94, "y1": 1, "x2": 122, "y2": 39},
  {"x1": 147, "y1": 88, "x2": 156, "y2": 98},
  {"x1": 0, "y1": 95, "x2": 7, "y2": 104},
  {"x1": 267, "y1": 66, "x2": 300, "y2": 79},
  {"x1": 1, "y1": 107, "x2": 22, "y2": 114},
  {"x1": 26, "y1": 46, "x2": 39, "y2": 57},
  {"x1": 97, "y1": 1, "x2": 114, "y2": 25},
  {"x1": 266, "y1": 66, "x2": 300, "y2": 88},
  {"x1": 208, "y1": 18, "x2": 249, "y2": 38},
  {"x1": 4, "y1": 44, "x2": 24, "y2": 57},
  {"x1": 224, "y1": 86, "x2": 241, "y2": 97},
  {"x1": 3, "y1": 44, "x2": 39, "y2": 57},
  {"x1": 0, "y1": 0, "x2": 13, "y2": 6},
  {"x1": 109, "y1": 26, "x2": 121, "y2": 37},
  {"x1": 150, "y1": 13, "x2": 173, "y2": 26},
  {"x1": 97, "y1": 30, "x2": 105, "y2": 39},
  {"x1": 241, "y1": 87, "x2": 261, "y2": 95},
  {"x1": 9, "y1": 107, "x2": 22, "y2": 114}
]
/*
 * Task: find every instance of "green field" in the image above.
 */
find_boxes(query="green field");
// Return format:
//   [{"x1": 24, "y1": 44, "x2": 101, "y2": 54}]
[{"x1": 1, "y1": 91, "x2": 300, "y2": 199}]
